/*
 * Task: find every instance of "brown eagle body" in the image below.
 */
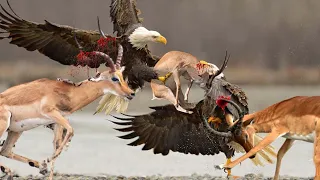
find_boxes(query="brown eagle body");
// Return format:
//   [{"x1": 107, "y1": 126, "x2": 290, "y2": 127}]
[{"x1": 0, "y1": 0, "x2": 166, "y2": 90}]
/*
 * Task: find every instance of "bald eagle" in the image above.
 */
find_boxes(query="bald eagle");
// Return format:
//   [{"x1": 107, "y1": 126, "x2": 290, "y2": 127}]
[
  {"x1": 0, "y1": 0, "x2": 167, "y2": 90},
  {"x1": 111, "y1": 59, "x2": 276, "y2": 178}
]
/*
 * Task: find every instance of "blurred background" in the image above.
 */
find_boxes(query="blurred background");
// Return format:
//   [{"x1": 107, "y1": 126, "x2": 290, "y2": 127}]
[
  {"x1": 0, "y1": 0, "x2": 320, "y2": 85},
  {"x1": 0, "y1": 0, "x2": 319, "y2": 178}
]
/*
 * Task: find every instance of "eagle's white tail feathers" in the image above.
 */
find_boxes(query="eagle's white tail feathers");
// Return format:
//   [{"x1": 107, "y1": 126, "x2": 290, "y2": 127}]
[{"x1": 95, "y1": 94, "x2": 129, "y2": 115}]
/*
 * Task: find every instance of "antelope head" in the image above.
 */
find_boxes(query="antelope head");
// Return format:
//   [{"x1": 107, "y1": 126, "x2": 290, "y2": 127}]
[
  {"x1": 74, "y1": 32, "x2": 134, "y2": 100},
  {"x1": 87, "y1": 47, "x2": 134, "y2": 100}
]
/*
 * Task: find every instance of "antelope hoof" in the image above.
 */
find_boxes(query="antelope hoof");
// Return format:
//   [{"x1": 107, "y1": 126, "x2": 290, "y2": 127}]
[
  {"x1": 2, "y1": 174, "x2": 13, "y2": 180},
  {"x1": 39, "y1": 160, "x2": 48, "y2": 175},
  {"x1": 214, "y1": 163, "x2": 224, "y2": 170},
  {"x1": 64, "y1": 141, "x2": 71, "y2": 152},
  {"x1": 0, "y1": 167, "x2": 13, "y2": 180}
]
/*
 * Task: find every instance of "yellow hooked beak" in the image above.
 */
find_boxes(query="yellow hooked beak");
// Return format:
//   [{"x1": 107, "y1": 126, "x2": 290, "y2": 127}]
[
  {"x1": 156, "y1": 35, "x2": 167, "y2": 45},
  {"x1": 199, "y1": 60, "x2": 209, "y2": 65}
]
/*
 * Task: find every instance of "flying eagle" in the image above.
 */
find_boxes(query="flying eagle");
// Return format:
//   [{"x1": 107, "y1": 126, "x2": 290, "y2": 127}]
[
  {"x1": 111, "y1": 59, "x2": 276, "y2": 178},
  {"x1": 0, "y1": 0, "x2": 167, "y2": 91}
]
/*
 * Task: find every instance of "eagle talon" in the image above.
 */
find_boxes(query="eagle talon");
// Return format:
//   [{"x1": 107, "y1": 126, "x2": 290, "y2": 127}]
[
  {"x1": 223, "y1": 168, "x2": 228, "y2": 173},
  {"x1": 208, "y1": 116, "x2": 222, "y2": 129},
  {"x1": 158, "y1": 76, "x2": 166, "y2": 84},
  {"x1": 158, "y1": 72, "x2": 173, "y2": 84}
]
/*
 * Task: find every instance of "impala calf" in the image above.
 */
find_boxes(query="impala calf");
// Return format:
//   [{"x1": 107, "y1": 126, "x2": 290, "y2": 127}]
[
  {"x1": 217, "y1": 96, "x2": 320, "y2": 180},
  {"x1": 0, "y1": 45, "x2": 134, "y2": 180},
  {"x1": 151, "y1": 51, "x2": 219, "y2": 114}
]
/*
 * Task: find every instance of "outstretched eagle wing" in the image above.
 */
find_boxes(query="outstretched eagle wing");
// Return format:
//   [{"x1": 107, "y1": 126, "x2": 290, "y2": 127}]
[
  {"x1": 0, "y1": 3, "x2": 118, "y2": 67},
  {"x1": 111, "y1": 101, "x2": 234, "y2": 156},
  {"x1": 110, "y1": 0, "x2": 142, "y2": 36}
]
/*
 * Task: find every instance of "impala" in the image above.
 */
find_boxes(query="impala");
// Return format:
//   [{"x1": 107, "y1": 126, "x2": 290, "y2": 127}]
[
  {"x1": 0, "y1": 45, "x2": 134, "y2": 180},
  {"x1": 215, "y1": 96, "x2": 320, "y2": 180},
  {"x1": 151, "y1": 50, "x2": 222, "y2": 114}
]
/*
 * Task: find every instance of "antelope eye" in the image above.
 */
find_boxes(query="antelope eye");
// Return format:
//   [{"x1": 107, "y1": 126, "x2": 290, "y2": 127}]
[{"x1": 111, "y1": 77, "x2": 119, "y2": 82}]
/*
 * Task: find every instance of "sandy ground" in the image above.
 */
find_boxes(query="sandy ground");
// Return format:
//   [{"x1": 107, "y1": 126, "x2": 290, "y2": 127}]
[{"x1": 0, "y1": 85, "x2": 318, "y2": 179}]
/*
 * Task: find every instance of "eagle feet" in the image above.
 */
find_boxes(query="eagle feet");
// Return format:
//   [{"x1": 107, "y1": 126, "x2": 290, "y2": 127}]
[
  {"x1": 158, "y1": 72, "x2": 173, "y2": 84},
  {"x1": 208, "y1": 117, "x2": 222, "y2": 129},
  {"x1": 214, "y1": 159, "x2": 240, "y2": 180}
]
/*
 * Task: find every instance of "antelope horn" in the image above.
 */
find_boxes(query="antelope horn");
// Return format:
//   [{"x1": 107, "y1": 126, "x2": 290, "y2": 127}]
[
  {"x1": 115, "y1": 44, "x2": 123, "y2": 69},
  {"x1": 97, "y1": 16, "x2": 107, "y2": 38},
  {"x1": 207, "y1": 51, "x2": 230, "y2": 88},
  {"x1": 92, "y1": 51, "x2": 116, "y2": 72},
  {"x1": 217, "y1": 98, "x2": 244, "y2": 135},
  {"x1": 74, "y1": 33, "x2": 115, "y2": 71},
  {"x1": 74, "y1": 34, "x2": 83, "y2": 49},
  {"x1": 201, "y1": 115, "x2": 233, "y2": 138}
]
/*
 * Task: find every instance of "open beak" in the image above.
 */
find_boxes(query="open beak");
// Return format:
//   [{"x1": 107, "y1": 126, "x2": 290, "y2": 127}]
[{"x1": 156, "y1": 35, "x2": 167, "y2": 45}]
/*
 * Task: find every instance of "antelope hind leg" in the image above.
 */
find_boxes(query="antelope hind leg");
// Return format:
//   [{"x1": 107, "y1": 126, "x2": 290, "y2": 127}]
[
  {"x1": 0, "y1": 110, "x2": 14, "y2": 179},
  {"x1": 314, "y1": 119, "x2": 320, "y2": 179},
  {"x1": 184, "y1": 80, "x2": 193, "y2": 101},
  {"x1": 0, "y1": 131, "x2": 48, "y2": 175},
  {"x1": 273, "y1": 139, "x2": 294, "y2": 180}
]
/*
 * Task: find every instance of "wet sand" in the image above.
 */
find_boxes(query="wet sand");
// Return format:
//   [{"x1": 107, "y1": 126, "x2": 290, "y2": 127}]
[{"x1": 0, "y1": 85, "x2": 318, "y2": 179}]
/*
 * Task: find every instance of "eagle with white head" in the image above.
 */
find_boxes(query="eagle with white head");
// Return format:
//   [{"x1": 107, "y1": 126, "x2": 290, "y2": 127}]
[
  {"x1": 0, "y1": 0, "x2": 168, "y2": 114},
  {"x1": 0, "y1": 0, "x2": 167, "y2": 90}
]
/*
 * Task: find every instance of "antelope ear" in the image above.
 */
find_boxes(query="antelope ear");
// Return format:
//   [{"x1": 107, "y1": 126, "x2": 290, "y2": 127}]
[
  {"x1": 88, "y1": 75, "x2": 103, "y2": 82},
  {"x1": 95, "y1": 71, "x2": 101, "y2": 78},
  {"x1": 120, "y1": 66, "x2": 126, "y2": 72}
]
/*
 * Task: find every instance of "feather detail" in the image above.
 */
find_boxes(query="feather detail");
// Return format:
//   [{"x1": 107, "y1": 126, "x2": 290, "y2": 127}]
[
  {"x1": 249, "y1": 134, "x2": 276, "y2": 166},
  {"x1": 94, "y1": 93, "x2": 129, "y2": 115}
]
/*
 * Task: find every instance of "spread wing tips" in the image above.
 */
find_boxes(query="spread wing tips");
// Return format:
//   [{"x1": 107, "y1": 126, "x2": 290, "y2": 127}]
[
  {"x1": 110, "y1": 114, "x2": 134, "y2": 121},
  {"x1": 0, "y1": 2, "x2": 23, "y2": 30},
  {"x1": 109, "y1": 120, "x2": 132, "y2": 126},
  {"x1": 117, "y1": 132, "x2": 138, "y2": 139}
]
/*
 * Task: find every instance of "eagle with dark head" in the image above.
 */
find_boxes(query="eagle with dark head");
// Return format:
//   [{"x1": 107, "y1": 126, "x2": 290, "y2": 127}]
[
  {"x1": 0, "y1": 0, "x2": 167, "y2": 90},
  {"x1": 111, "y1": 57, "x2": 276, "y2": 178}
]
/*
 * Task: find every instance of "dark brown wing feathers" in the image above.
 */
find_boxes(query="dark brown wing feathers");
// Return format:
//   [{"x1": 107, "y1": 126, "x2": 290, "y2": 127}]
[
  {"x1": 110, "y1": 0, "x2": 142, "y2": 36},
  {"x1": 111, "y1": 102, "x2": 235, "y2": 157},
  {"x1": 0, "y1": 3, "x2": 108, "y2": 67}
]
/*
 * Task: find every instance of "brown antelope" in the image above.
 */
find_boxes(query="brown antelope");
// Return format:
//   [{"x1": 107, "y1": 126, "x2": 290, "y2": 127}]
[
  {"x1": 215, "y1": 96, "x2": 320, "y2": 180},
  {"x1": 0, "y1": 45, "x2": 135, "y2": 180},
  {"x1": 151, "y1": 51, "x2": 220, "y2": 114}
]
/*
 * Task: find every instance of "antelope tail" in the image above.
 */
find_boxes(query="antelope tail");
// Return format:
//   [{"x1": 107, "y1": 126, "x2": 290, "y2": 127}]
[{"x1": 94, "y1": 94, "x2": 129, "y2": 115}]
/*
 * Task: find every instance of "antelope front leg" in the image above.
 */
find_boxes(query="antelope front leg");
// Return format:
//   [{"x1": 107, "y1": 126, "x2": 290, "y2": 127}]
[
  {"x1": 52, "y1": 124, "x2": 68, "y2": 151},
  {"x1": 172, "y1": 69, "x2": 181, "y2": 107},
  {"x1": 184, "y1": 80, "x2": 193, "y2": 102},
  {"x1": 273, "y1": 139, "x2": 294, "y2": 180},
  {"x1": 0, "y1": 131, "x2": 48, "y2": 175},
  {"x1": 0, "y1": 164, "x2": 13, "y2": 180},
  {"x1": 45, "y1": 110, "x2": 74, "y2": 179},
  {"x1": 224, "y1": 130, "x2": 281, "y2": 170}
]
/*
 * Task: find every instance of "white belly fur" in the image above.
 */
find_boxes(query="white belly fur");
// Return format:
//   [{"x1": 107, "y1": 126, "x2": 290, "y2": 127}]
[
  {"x1": 9, "y1": 118, "x2": 54, "y2": 132},
  {"x1": 282, "y1": 132, "x2": 315, "y2": 143}
]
